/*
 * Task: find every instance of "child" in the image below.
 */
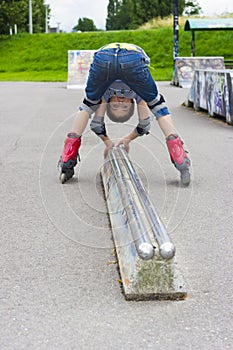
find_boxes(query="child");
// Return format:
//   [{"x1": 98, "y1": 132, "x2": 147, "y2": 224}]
[{"x1": 59, "y1": 43, "x2": 191, "y2": 185}]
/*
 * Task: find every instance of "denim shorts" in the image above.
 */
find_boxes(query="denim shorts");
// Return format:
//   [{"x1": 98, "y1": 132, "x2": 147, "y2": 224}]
[{"x1": 85, "y1": 48, "x2": 159, "y2": 105}]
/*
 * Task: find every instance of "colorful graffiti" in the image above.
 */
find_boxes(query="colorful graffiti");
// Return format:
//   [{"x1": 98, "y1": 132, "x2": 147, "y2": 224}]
[
  {"x1": 172, "y1": 57, "x2": 225, "y2": 88},
  {"x1": 67, "y1": 50, "x2": 95, "y2": 88},
  {"x1": 189, "y1": 69, "x2": 233, "y2": 125}
]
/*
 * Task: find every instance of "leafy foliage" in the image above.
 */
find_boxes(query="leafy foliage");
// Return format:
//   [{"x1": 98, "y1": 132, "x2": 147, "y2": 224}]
[
  {"x1": 0, "y1": 0, "x2": 49, "y2": 34},
  {"x1": 73, "y1": 18, "x2": 97, "y2": 32},
  {"x1": 106, "y1": 0, "x2": 186, "y2": 30},
  {"x1": 183, "y1": 1, "x2": 202, "y2": 16}
]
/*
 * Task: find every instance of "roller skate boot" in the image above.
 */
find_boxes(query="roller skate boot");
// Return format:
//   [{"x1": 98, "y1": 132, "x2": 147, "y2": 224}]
[
  {"x1": 166, "y1": 134, "x2": 191, "y2": 186},
  {"x1": 58, "y1": 133, "x2": 81, "y2": 183}
]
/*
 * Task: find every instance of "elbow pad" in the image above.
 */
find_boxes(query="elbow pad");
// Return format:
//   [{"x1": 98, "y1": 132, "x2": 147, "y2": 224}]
[
  {"x1": 90, "y1": 116, "x2": 107, "y2": 137},
  {"x1": 135, "y1": 117, "x2": 151, "y2": 136}
]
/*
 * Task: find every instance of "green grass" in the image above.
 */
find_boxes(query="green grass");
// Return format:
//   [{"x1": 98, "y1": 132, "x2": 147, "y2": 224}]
[
  {"x1": 0, "y1": 24, "x2": 232, "y2": 82},
  {"x1": 0, "y1": 70, "x2": 67, "y2": 81}
]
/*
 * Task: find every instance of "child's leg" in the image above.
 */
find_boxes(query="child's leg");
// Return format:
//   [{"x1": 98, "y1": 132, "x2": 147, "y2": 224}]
[
  {"x1": 71, "y1": 109, "x2": 90, "y2": 135},
  {"x1": 83, "y1": 51, "x2": 116, "y2": 110},
  {"x1": 157, "y1": 114, "x2": 176, "y2": 137}
]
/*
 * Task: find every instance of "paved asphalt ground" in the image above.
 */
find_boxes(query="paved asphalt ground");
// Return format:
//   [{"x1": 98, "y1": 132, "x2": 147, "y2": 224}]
[{"x1": 0, "y1": 82, "x2": 232, "y2": 350}]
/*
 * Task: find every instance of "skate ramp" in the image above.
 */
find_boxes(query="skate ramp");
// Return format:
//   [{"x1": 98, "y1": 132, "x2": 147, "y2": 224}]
[
  {"x1": 172, "y1": 57, "x2": 225, "y2": 88},
  {"x1": 186, "y1": 68, "x2": 233, "y2": 125}
]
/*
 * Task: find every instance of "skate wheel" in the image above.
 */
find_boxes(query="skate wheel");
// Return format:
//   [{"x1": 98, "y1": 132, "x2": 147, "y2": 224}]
[
  {"x1": 60, "y1": 173, "x2": 66, "y2": 184},
  {"x1": 180, "y1": 170, "x2": 190, "y2": 186}
]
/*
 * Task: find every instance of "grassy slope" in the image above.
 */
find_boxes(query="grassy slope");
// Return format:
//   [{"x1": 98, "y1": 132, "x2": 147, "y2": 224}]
[{"x1": 0, "y1": 24, "x2": 232, "y2": 81}]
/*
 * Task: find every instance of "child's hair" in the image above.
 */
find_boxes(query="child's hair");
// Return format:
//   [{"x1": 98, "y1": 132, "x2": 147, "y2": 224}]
[{"x1": 106, "y1": 99, "x2": 134, "y2": 123}]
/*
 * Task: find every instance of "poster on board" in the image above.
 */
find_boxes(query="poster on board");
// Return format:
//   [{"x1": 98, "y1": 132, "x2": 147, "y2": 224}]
[{"x1": 67, "y1": 50, "x2": 95, "y2": 89}]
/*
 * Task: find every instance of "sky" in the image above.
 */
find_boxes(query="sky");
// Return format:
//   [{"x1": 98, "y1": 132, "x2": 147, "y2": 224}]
[{"x1": 45, "y1": 0, "x2": 233, "y2": 32}]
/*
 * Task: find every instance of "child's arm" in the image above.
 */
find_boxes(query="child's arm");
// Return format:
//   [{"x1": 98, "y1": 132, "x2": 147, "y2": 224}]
[
  {"x1": 99, "y1": 135, "x2": 115, "y2": 158},
  {"x1": 90, "y1": 101, "x2": 115, "y2": 157}
]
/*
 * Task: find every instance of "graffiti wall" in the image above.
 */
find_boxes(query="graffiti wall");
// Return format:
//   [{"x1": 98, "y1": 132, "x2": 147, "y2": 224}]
[
  {"x1": 188, "y1": 69, "x2": 233, "y2": 125},
  {"x1": 67, "y1": 50, "x2": 95, "y2": 89},
  {"x1": 172, "y1": 57, "x2": 225, "y2": 88}
]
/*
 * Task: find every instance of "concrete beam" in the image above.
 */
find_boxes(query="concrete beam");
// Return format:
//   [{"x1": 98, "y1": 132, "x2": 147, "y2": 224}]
[{"x1": 101, "y1": 147, "x2": 187, "y2": 301}]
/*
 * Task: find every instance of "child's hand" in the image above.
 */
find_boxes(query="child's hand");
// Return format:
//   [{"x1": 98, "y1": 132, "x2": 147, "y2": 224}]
[
  {"x1": 117, "y1": 138, "x2": 130, "y2": 153},
  {"x1": 104, "y1": 140, "x2": 115, "y2": 158}
]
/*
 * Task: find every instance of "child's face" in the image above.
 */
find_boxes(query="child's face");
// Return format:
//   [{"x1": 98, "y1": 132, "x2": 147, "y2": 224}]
[{"x1": 109, "y1": 96, "x2": 132, "y2": 119}]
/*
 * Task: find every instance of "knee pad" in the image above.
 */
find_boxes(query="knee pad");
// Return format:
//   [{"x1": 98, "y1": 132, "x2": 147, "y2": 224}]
[
  {"x1": 79, "y1": 99, "x2": 102, "y2": 115},
  {"x1": 148, "y1": 94, "x2": 170, "y2": 118}
]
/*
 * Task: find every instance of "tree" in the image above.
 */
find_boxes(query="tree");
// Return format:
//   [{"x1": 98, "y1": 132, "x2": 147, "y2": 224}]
[
  {"x1": 106, "y1": 0, "x2": 123, "y2": 30},
  {"x1": 106, "y1": 0, "x2": 186, "y2": 30},
  {"x1": 117, "y1": 0, "x2": 133, "y2": 29},
  {"x1": 106, "y1": 0, "x2": 132, "y2": 30},
  {"x1": 73, "y1": 17, "x2": 97, "y2": 32},
  {"x1": 0, "y1": 0, "x2": 49, "y2": 35},
  {"x1": 183, "y1": 1, "x2": 202, "y2": 16}
]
